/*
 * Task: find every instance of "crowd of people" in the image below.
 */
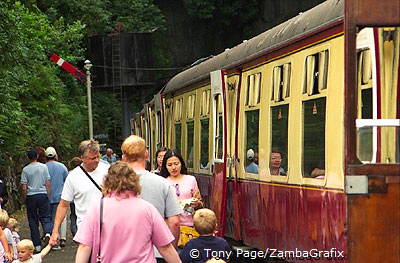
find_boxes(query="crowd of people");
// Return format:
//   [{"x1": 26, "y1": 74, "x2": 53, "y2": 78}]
[{"x1": 0, "y1": 136, "x2": 232, "y2": 263}]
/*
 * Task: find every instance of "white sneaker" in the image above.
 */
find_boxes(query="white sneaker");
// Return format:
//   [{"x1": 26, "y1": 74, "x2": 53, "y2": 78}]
[
  {"x1": 52, "y1": 244, "x2": 61, "y2": 251},
  {"x1": 34, "y1": 246, "x2": 41, "y2": 253}
]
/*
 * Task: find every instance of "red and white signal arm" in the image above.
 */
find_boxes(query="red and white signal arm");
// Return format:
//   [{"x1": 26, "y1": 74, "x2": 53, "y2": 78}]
[{"x1": 50, "y1": 53, "x2": 86, "y2": 82}]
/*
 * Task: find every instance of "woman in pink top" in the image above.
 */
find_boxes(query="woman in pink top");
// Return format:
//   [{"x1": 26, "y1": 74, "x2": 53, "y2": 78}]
[
  {"x1": 160, "y1": 150, "x2": 203, "y2": 246},
  {"x1": 74, "y1": 162, "x2": 180, "y2": 263}
]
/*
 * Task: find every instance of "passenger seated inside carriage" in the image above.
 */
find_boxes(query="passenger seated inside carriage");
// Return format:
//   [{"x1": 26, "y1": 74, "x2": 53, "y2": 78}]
[
  {"x1": 270, "y1": 151, "x2": 286, "y2": 176},
  {"x1": 245, "y1": 149, "x2": 258, "y2": 174}
]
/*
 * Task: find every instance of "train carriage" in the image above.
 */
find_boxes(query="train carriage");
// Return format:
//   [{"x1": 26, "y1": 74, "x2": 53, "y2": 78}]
[{"x1": 132, "y1": 0, "x2": 400, "y2": 262}]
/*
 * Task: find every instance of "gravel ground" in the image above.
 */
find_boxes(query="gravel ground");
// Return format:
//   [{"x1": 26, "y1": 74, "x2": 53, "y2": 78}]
[{"x1": 12, "y1": 208, "x2": 76, "y2": 263}]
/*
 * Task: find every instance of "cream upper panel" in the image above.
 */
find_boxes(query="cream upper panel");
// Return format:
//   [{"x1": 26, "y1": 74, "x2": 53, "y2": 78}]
[{"x1": 237, "y1": 35, "x2": 345, "y2": 189}]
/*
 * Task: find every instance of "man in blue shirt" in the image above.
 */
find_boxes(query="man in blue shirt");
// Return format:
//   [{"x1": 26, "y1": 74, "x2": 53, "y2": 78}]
[
  {"x1": 21, "y1": 149, "x2": 52, "y2": 253},
  {"x1": 101, "y1": 148, "x2": 117, "y2": 164},
  {"x1": 245, "y1": 149, "x2": 258, "y2": 174},
  {"x1": 45, "y1": 146, "x2": 68, "y2": 249}
]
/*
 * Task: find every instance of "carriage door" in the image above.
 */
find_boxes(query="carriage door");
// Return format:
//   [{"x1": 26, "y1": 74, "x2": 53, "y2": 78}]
[{"x1": 210, "y1": 70, "x2": 228, "y2": 236}]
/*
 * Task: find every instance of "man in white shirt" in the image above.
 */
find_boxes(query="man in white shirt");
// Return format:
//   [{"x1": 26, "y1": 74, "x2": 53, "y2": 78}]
[{"x1": 49, "y1": 140, "x2": 109, "y2": 246}]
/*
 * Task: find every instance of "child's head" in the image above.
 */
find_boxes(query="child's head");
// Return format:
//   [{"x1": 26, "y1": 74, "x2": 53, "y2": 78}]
[
  {"x1": 193, "y1": 208, "x2": 217, "y2": 235},
  {"x1": 7, "y1": 218, "x2": 19, "y2": 232},
  {"x1": 17, "y1": 239, "x2": 34, "y2": 261},
  {"x1": 0, "y1": 209, "x2": 9, "y2": 228}
]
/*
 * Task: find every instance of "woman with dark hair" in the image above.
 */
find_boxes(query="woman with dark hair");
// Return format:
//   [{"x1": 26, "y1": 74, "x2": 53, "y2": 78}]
[
  {"x1": 151, "y1": 147, "x2": 168, "y2": 175},
  {"x1": 74, "y1": 161, "x2": 180, "y2": 263},
  {"x1": 34, "y1": 146, "x2": 47, "y2": 164},
  {"x1": 160, "y1": 150, "x2": 203, "y2": 247}
]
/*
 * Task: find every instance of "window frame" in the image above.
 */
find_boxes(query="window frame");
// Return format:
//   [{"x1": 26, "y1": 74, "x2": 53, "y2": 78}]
[{"x1": 240, "y1": 71, "x2": 262, "y2": 179}]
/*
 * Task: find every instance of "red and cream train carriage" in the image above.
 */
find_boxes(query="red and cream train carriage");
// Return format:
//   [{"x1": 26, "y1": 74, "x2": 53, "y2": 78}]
[{"x1": 132, "y1": 0, "x2": 400, "y2": 261}]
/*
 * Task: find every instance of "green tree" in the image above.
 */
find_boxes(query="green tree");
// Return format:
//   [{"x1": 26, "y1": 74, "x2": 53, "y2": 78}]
[
  {"x1": 0, "y1": 1, "x2": 86, "y2": 211},
  {"x1": 92, "y1": 91, "x2": 122, "y2": 151},
  {"x1": 182, "y1": 0, "x2": 261, "y2": 27},
  {"x1": 28, "y1": 0, "x2": 165, "y2": 34}
]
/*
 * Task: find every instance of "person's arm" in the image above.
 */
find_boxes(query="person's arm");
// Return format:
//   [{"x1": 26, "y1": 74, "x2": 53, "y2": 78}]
[
  {"x1": 191, "y1": 178, "x2": 203, "y2": 208},
  {"x1": 165, "y1": 215, "x2": 180, "y2": 248},
  {"x1": 45, "y1": 179, "x2": 51, "y2": 199},
  {"x1": 8, "y1": 243, "x2": 13, "y2": 259},
  {"x1": 164, "y1": 185, "x2": 183, "y2": 248},
  {"x1": 0, "y1": 228, "x2": 11, "y2": 260},
  {"x1": 39, "y1": 244, "x2": 52, "y2": 258},
  {"x1": 44, "y1": 166, "x2": 51, "y2": 198},
  {"x1": 49, "y1": 199, "x2": 70, "y2": 246},
  {"x1": 157, "y1": 243, "x2": 181, "y2": 263},
  {"x1": 21, "y1": 184, "x2": 27, "y2": 201},
  {"x1": 75, "y1": 244, "x2": 92, "y2": 263}
]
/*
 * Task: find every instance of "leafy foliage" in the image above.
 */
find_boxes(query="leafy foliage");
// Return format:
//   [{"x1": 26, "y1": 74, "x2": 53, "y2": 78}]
[
  {"x1": 92, "y1": 91, "x2": 122, "y2": 151},
  {"x1": 0, "y1": 1, "x2": 86, "y2": 210},
  {"x1": 29, "y1": 0, "x2": 164, "y2": 34},
  {"x1": 182, "y1": 0, "x2": 261, "y2": 26},
  {"x1": 110, "y1": 0, "x2": 165, "y2": 32}
]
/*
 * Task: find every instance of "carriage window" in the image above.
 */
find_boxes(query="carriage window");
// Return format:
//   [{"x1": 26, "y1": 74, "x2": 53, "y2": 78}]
[
  {"x1": 246, "y1": 73, "x2": 261, "y2": 106},
  {"x1": 186, "y1": 121, "x2": 194, "y2": 168},
  {"x1": 216, "y1": 115, "x2": 223, "y2": 160},
  {"x1": 200, "y1": 119, "x2": 210, "y2": 170},
  {"x1": 303, "y1": 98, "x2": 326, "y2": 178},
  {"x1": 201, "y1": 90, "x2": 211, "y2": 117},
  {"x1": 200, "y1": 119, "x2": 210, "y2": 169},
  {"x1": 175, "y1": 123, "x2": 181, "y2": 153},
  {"x1": 357, "y1": 88, "x2": 373, "y2": 162},
  {"x1": 303, "y1": 50, "x2": 329, "y2": 95},
  {"x1": 272, "y1": 63, "x2": 291, "y2": 102},
  {"x1": 245, "y1": 110, "x2": 259, "y2": 174},
  {"x1": 214, "y1": 94, "x2": 224, "y2": 160},
  {"x1": 165, "y1": 107, "x2": 171, "y2": 146},
  {"x1": 187, "y1": 94, "x2": 196, "y2": 119},
  {"x1": 152, "y1": 114, "x2": 156, "y2": 160},
  {"x1": 157, "y1": 112, "x2": 162, "y2": 148},
  {"x1": 271, "y1": 105, "x2": 288, "y2": 176}
]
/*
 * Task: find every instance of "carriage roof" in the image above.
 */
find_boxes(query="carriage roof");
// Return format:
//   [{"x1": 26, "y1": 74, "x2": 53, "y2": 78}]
[{"x1": 164, "y1": 0, "x2": 343, "y2": 94}]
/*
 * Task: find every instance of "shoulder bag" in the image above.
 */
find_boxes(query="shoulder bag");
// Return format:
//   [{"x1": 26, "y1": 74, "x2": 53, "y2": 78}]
[
  {"x1": 79, "y1": 165, "x2": 102, "y2": 192},
  {"x1": 96, "y1": 197, "x2": 104, "y2": 263}
]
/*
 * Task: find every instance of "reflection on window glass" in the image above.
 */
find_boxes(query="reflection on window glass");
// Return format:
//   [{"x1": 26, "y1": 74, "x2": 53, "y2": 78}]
[
  {"x1": 216, "y1": 115, "x2": 223, "y2": 159},
  {"x1": 200, "y1": 119, "x2": 210, "y2": 169},
  {"x1": 245, "y1": 110, "x2": 259, "y2": 174},
  {"x1": 381, "y1": 126, "x2": 400, "y2": 163},
  {"x1": 175, "y1": 123, "x2": 181, "y2": 154},
  {"x1": 271, "y1": 105, "x2": 288, "y2": 176},
  {"x1": 187, "y1": 121, "x2": 194, "y2": 168},
  {"x1": 357, "y1": 88, "x2": 373, "y2": 162},
  {"x1": 303, "y1": 98, "x2": 325, "y2": 178}
]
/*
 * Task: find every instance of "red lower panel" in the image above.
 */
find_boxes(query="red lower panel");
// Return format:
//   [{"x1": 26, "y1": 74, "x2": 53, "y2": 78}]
[
  {"x1": 234, "y1": 181, "x2": 347, "y2": 263},
  {"x1": 195, "y1": 177, "x2": 347, "y2": 262},
  {"x1": 195, "y1": 175, "x2": 213, "y2": 209}
]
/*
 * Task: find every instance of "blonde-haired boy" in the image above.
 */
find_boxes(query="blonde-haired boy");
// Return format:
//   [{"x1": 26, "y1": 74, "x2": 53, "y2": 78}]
[
  {"x1": 180, "y1": 209, "x2": 230, "y2": 263},
  {"x1": 14, "y1": 239, "x2": 51, "y2": 263},
  {"x1": 0, "y1": 210, "x2": 14, "y2": 261}
]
